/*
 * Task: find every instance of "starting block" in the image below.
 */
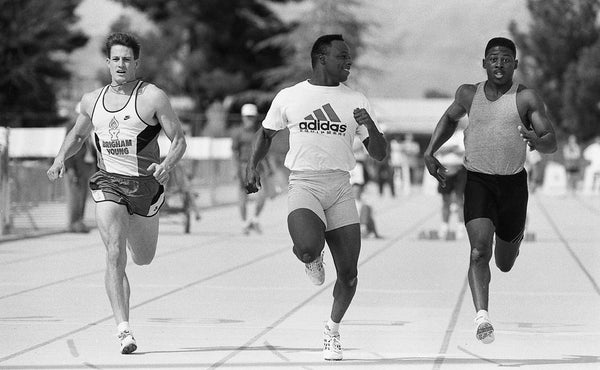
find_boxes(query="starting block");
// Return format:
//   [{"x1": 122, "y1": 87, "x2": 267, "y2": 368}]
[{"x1": 418, "y1": 229, "x2": 456, "y2": 241}]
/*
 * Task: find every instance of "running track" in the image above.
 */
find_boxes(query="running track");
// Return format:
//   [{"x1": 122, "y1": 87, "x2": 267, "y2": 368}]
[{"x1": 1, "y1": 187, "x2": 598, "y2": 369}]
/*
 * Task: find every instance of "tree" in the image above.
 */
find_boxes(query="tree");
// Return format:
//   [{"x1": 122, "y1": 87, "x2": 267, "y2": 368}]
[
  {"x1": 0, "y1": 0, "x2": 88, "y2": 127},
  {"x1": 510, "y1": 0, "x2": 600, "y2": 139},
  {"x1": 111, "y1": 0, "x2": 291, "y2": 110},
  {"x1": 260, "y1": 0, "x2": 370, "y2": 90},
  {"x1": 562, "y1": 40, "x2": 600, "y2": 141}
]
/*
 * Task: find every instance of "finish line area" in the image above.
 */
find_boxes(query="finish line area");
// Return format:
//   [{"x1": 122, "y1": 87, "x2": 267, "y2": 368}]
[{"x1": 1, "y1": 189, "x2": 598, "y2": 369}]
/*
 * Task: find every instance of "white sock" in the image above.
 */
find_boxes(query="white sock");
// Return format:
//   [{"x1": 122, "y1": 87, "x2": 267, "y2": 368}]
[
  {"x1": 325, "y1": 318, "x2": 340, "y2": 334},
  {"x1": 475, "y1": 310, "x2": 489, "y2": 323},
  {"x1": 117, "y1": 321, "x2": 130, "y2": 333}
]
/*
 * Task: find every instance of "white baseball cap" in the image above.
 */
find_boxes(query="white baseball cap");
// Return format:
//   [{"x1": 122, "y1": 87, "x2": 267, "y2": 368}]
[{"x1": 241, "y1": 103, "x2": 258, "y2": 116}]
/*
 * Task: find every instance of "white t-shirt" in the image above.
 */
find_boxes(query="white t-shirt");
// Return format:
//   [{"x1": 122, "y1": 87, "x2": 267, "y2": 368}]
[{"x1": 262, "y1": 80, "x2": 379, "y2": 171}]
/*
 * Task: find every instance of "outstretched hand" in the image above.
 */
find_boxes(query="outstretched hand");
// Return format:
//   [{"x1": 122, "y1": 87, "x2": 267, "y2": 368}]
[{"x1": 424, "y1": 153, "x2": 448, "y2": 188}]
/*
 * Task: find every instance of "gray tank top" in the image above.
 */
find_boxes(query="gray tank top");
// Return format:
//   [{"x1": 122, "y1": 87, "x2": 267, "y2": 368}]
[{"x1": 464, "y1": 81, "x2": 526, "y2": 175}]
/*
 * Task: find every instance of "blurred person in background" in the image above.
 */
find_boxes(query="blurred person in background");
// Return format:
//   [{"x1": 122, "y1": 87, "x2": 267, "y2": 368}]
[
  {"x1": 400, "y1": 133, "x2": 420, "y2": 187},
  {"x1": 434, "y1": 125, "x2": 466, "y2": 240},
  {"x1": 373, "y1": 149, "x2": 395, "y2": 197},
  {"x1": 582, "y1": 136, "x2": 600, "y2": 194},
  {"x1": 245, "y1": 34, "x2": 387, "y2": 361},
  {"x1": 47, "y1": 32, "x2": 186, "y2": 355},
  {"x1": 231, "y1": 103, "x2": 273, "y2": 234},
  {"x1": 64, "y1": 104, "x2": 96, "y2": 233},
  {"x1": 424, "y1": 37, "x2": 556, "y2": 345},
  {"x1": 562, "y1": 134, "x2": 581, "y2": 194},
  {"x1": 390, "y1": 138, "x2": 410, "y2": 195},
  {"x1": 349, "y1": 139, "x2": 380, "y2": 238}
]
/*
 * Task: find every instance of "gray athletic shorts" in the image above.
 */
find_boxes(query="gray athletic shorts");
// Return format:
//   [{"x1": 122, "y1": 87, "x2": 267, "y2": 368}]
[{"x1": 288, "y1": 170, "x2": 359, "y2": 231}]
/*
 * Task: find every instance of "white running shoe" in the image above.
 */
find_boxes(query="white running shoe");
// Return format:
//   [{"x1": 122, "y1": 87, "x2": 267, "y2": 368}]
[
  {"x1": 474, "y1": 315, "x2": 495, "y2": 344},
  {"x1": 323, "y1": 330, "x2": 343, "y2": 361},
  {"x1": 304, "y1": 251, "x2": 325, "y2": 285},
  {"x1": 118, "y1": 330, "x2": 137, "y2": 354}
]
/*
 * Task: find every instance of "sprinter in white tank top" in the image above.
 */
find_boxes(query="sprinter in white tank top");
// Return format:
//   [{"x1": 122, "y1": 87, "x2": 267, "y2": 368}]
[
  {"x1": 423, "y1": 37, "x2": 556, "y2": 345},
  {"x1": 47, "y1": 32, "x2": 187, "y2": 354}
]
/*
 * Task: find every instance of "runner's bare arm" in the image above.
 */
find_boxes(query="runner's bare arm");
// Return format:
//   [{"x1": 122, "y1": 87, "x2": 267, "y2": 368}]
[
  {"x1": 47, "y1": 93, "x2": 95, "y2": 181},
  {"x1": 424, "y1": 84, "x2": 472, "y2": 185},
  {"x1": 148, "y1": 87, "x2": 187, "y2": 184},
  {"x1": 245, "y1": 127, "x2": 278, "y2": 193},
  {"x1": 517, "y1": 89, "x2": 557, "y2": 153},
  {"x1": 354, "y1": 108, "x2": 387, "y2": 161}
]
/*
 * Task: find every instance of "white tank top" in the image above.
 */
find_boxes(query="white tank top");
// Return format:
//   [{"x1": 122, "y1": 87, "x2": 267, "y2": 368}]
[
  {"x1": 91, "y1": 81, "x2": 161, "y2": 176},
  {"x1": 464, "y1": 82, "x2": 526, "y2": 175}
]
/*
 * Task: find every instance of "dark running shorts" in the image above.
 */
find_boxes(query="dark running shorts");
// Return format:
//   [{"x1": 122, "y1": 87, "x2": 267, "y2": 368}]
[
  {"x1": 89, "y1": 170, "x2": 165, "y2": 217},
  {"x1": 464, "y1": 169, "x2": 528, "y2": 243},
  {"x1": 438, "y1": 165, "x2": 467, "y2": 195}
]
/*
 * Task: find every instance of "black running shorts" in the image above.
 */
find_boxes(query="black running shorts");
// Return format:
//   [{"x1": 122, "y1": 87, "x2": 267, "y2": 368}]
[
  {"x1": 89, "y1": 170, "x2": 165, "y2": 217},
  {"x1": 464, "y1": 169, "x2": 528, "y2": 243},
  {"x1": 438, "y1": 165, "x2": 467, "y2": 195}
]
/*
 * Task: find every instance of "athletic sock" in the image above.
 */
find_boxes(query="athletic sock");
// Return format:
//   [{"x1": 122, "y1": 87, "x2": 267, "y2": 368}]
[
  {"x1": 475, "y1": 310, "x2": 489, "y2": 323},
  {"x1": 117, "y1": 321, "x2": 130, "y2": 333},
  {"x1": 325, "y1": 318, "x2": 340, "y2": 335}
]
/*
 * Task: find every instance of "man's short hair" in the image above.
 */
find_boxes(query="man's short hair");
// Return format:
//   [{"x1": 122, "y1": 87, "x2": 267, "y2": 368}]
[
  {"x1": 311, "y1": 34, "x2": 344, "y2": 68},
  {"x1": 485, "y1": 37, "x2": 516, "y2": 57},
  {"x1": 105, "y1": 32, "x2": 141, "y2": 59}
]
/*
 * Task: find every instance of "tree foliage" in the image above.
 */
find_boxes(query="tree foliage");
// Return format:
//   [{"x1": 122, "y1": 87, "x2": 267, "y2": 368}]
[
  {"x1": 0, "y1": 0, "x2": 88, "y2": 127},
  {"x1": 260, "y1": 0, "x2": 369, "y2": 90},
  {"x1": 510, "y1": 0, "x2": 600, "y2": 140},
  {"x1": 111, "y1": 0, "x2": 291, "y2": 110},
  {"x1": 562, "y1": 40, "x2": 600, "y2": 140}
]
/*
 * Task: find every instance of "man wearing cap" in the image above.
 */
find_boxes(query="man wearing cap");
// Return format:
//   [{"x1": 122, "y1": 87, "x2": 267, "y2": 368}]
[{"x1": 231, "y1": 103, "x2": 272, "y2": 234}]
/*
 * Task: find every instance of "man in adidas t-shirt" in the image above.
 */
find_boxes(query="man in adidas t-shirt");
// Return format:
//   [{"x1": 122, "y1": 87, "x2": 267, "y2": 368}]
[{"x1": 245, "y1": 34, "x2": 387, "y2": 361}]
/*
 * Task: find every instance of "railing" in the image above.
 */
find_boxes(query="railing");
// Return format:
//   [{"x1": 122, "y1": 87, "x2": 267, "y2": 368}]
[{"x1": 0, "y1": 127, "x2": 238, "y2": 237}]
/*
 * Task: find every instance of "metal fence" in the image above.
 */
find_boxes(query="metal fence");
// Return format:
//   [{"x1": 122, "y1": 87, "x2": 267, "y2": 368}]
[{"x1": 0, "y1": 128, "x2": 239, "y2": 238}]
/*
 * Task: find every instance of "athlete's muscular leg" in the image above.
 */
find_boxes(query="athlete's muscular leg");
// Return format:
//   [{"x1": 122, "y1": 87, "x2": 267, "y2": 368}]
[
  {"x1": 96, "y1": 202, "x2": 131, "y2": 324},
  {"x1": 127, "y1": 213, "x2": 159, "y2": 265},
  {"x1": 466, "y1": 218, "x2": 495, "y2": 311},
  {"x1": 326, "y1": 223, "x2": 361, "y2": 323},
  {"x1": 494, "y1": 237, "x2": 521, "y2": 272},
  {"x1": 288, "y1": 208, "x2": 326, "y2": 263}
]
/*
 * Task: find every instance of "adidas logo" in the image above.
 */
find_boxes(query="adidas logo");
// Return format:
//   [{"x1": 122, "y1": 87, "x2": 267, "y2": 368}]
[{"x1": 299, "y1": 103, "x2": 347, "y2": 135}]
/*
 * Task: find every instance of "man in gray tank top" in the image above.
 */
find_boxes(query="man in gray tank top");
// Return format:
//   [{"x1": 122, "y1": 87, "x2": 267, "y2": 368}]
[{"x1": 423, "y1": 37, "x2": 557, "y2": 344}]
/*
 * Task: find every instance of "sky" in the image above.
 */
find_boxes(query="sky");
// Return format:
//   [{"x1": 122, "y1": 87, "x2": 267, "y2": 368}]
[{"x1": 73, "y1": 0, "x2": 530, "y2": 99}]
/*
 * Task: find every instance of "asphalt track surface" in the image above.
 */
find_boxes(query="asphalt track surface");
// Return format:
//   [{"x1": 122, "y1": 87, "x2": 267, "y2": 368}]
[{"x1": 1, "y1": 187, "x2": 599, "y2": 369}]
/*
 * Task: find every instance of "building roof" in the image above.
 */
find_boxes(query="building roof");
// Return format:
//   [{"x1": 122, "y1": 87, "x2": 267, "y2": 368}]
[{"x1": 371, "y1": 98, "x2": 465, "y2": 135}]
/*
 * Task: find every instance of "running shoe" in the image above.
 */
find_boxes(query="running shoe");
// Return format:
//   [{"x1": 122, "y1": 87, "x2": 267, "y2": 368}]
[
  {"x1": 305, "y1": 251, "x2": 325, "y2": 285},
  {"x1": 474, "y1": 315, "x2": 495, "y2": 344},
  {"x1": 323, "y1": 330, "x2": 343, "y2": 360},
  {"x1": 118, "y1": 330, "x2": 137, "y2": 354}
]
